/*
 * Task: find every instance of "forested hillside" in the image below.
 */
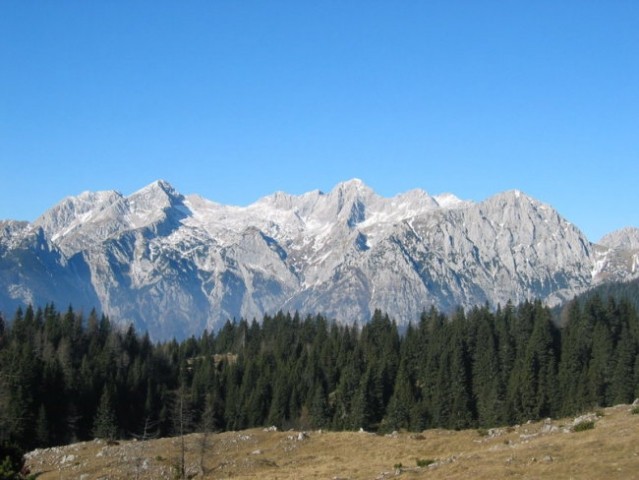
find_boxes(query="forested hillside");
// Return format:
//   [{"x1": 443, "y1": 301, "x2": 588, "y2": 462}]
[
  {"x1": 557, "y1": 277, "x2": 639, "y2": 321},
  {"x1": 1, "y1": 294, "x2": 638, "y2": 462}
]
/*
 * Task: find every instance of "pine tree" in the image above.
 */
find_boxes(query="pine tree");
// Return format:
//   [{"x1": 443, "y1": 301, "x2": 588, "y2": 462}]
[
  {"x1": 267, "y1": 374, "x2": 291, "y2": 428},
  {"x1": 246, "y1": 372, "x2": 270, "y2": 427},
  {"x1": 332, "y1": 349, "x2": 362, "y2": 430},
  {"x1": 415, "y1": 306, "x2": 446, "y2": 429},
  {"x1": 349, "y1": 367, "x2": 382, "y2": 431},
  {"x1": 472, "y1": 308, "x2": 504, "y2": 427},
  {"x1": 610, "y1": 324, "x2": 637, "y2": 404},
  {"x1": 430, "y1": 347, "x2": 452, "y2": 428},
  {"x1": 93, "y1": 387, "x2": 117, "y2": 440},
  {"x1": 222, "y1": 362, "x2": 243, "y2": 431},
  {"x1": 447, "y1": 310, "x2": 474, "y2": 429},
  {"x1": 588, "y1": 320, "x2": 614, "y2": 406},
  {"x1": 508, "y1": 302, "x2": 559, "y2": 422},
  {"x1": 558, "y1": 299, "x2": 591, "y2": 415},
  {"x1": 35, "y1": 404, "x2": 50, "y2": 447},
  {"x1": 171, "y1": 378, "x2": 194, "y2": 480},
  {"x1": 494, "y1": 302, "x2": 516, "y2": 423},
  {"x1": 197, "y1": 392, "x2": 216, "y2": 476},
  {"x1": 309, "y1": 383, "x2": 330, "y2": 429},
  {"x1": 384, "y1": 360, "x2": 414, "y2": 431}
]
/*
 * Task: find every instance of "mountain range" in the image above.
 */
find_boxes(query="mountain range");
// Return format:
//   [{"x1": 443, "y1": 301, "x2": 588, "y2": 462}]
[{"x1": 1, "y1": 179, "x2": 638, "y2": 339}]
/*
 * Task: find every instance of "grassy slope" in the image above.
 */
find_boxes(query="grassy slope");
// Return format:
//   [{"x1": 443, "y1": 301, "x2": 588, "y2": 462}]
[{"x1": 26, "y1": 403, "x2": 639, "y2": 479}]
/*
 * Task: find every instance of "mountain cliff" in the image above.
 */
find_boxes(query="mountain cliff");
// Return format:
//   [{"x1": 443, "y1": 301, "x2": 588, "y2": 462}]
[{"x1": 1, "y1": 179, "x2": 637, "y2": 339}]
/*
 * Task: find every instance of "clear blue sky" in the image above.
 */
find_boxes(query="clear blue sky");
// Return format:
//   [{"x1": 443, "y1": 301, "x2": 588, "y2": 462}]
[{"x1": 1, "y1": 1, "x2": 637, "y2": 242}]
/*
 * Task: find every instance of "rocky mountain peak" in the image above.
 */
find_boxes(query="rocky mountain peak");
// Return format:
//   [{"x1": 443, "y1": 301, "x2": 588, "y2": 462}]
[
  {"x1": 324, "y1": 179, "x2": 377, "y2": 228},
  {"x1": 599, "y1": 227, "x2": 639, "y2": 250},
  {"x1": 1, "y1": 180, "x2": 638, "y2": 339},
  {"x1": 333, "y1": 177, "x2": 367, "y2": 191},
  {"x1": 329, "y1": 179, "x2": 378, "y2": 203},
  {"x1": 33, "y1": 189, "x2": 123, "y2": 239},
  {"x1": 484, "y1": 189, "x2": 537, "y2": 206},
  {"x1": 128, "y1": 179, "x2": 183, "y2": 210}
]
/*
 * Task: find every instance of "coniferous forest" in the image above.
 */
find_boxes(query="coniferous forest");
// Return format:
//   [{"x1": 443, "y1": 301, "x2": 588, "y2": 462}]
[{"x1": 1, "y1": 295, "x2": 638, "y2": 460}]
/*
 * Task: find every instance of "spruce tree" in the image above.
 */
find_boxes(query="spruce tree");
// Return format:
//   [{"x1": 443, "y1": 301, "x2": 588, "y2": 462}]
[
  {"x1": 472, "y1": 309, "x2": 504, "y2": 427},
  {"x1": 494, "y1": 302, "x2": 516, "y2": 423},
  {"x1": 332, "y1": 350, "x2": 362, "y2": 430},
  {"x1": 349, "y1": 367, "x2": 382, "y2": 430},
  {"x1": 447, "y1": 310, "x2": 474, "y2": 429},
  {"x1": 35, "y1": 404, "x2": 50, "y2": 447},
  {"x1": 588, "y1": 320, "x2": 614, "y2": 406},
  {"x1": 93, "y1": 387, "x2": 117, "y2": 440},
  {"x1": 267, "y1": 374, "x2": 289, "y2": 428},
  {"x1": 508, "y1": 302, "x2": 559, "y2": 422},
  {"x1": 416, "y1": 306, "x2": 446, "y2": 428},
  {"x1": 610, "y1": 325, "x2": 636, "y2": 404},
  {"x1": 309, "y1": 383, "x2": 330, "y2": 429},
  {"x1": 558, "y1": 299, "x2": 591, "y2": 415},
  {"x1": 384, "y1": 360, "x2": 414, "y2": 431}
]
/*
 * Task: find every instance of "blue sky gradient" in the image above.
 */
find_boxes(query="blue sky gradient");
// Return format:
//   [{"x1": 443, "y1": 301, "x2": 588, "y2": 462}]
[{"x1": 1, "y1": 1, "x2": 638, "y2": 241}]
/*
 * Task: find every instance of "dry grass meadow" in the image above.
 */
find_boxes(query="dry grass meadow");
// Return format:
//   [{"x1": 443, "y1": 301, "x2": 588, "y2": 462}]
[{"x1": 25, "y1": 403, "x2": 639, "y2": 479}]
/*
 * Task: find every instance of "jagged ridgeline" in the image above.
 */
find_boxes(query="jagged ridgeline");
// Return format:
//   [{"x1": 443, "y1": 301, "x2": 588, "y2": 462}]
[
  {"x1": 1, "y1": 179, "x2": 638, "y2": 340},
  {"x1": 1, "y1": 292, "x2": 638, "y2": 454}
]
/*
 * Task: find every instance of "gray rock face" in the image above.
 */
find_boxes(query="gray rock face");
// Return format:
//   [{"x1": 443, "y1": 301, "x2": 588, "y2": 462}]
[
  {"x1": 599, "y1": 227, "x2": 639, "y2": 250},
  {"x1": 1, "y1": 179, "x2": 637, "y2": 339},
  {"x1": 592, "y1": 227, "x2": 639, "y2": 284}
]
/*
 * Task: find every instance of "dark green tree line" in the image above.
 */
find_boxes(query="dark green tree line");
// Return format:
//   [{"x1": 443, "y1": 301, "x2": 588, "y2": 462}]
[{"x1": 0, "y1": 294, "x2": 638, "y2": 460}]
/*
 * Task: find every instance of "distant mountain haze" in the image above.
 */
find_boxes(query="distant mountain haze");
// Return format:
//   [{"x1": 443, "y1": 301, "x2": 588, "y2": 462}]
[{"x1": 1, "y1": 179, "x2": 638, "y2": 339}]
